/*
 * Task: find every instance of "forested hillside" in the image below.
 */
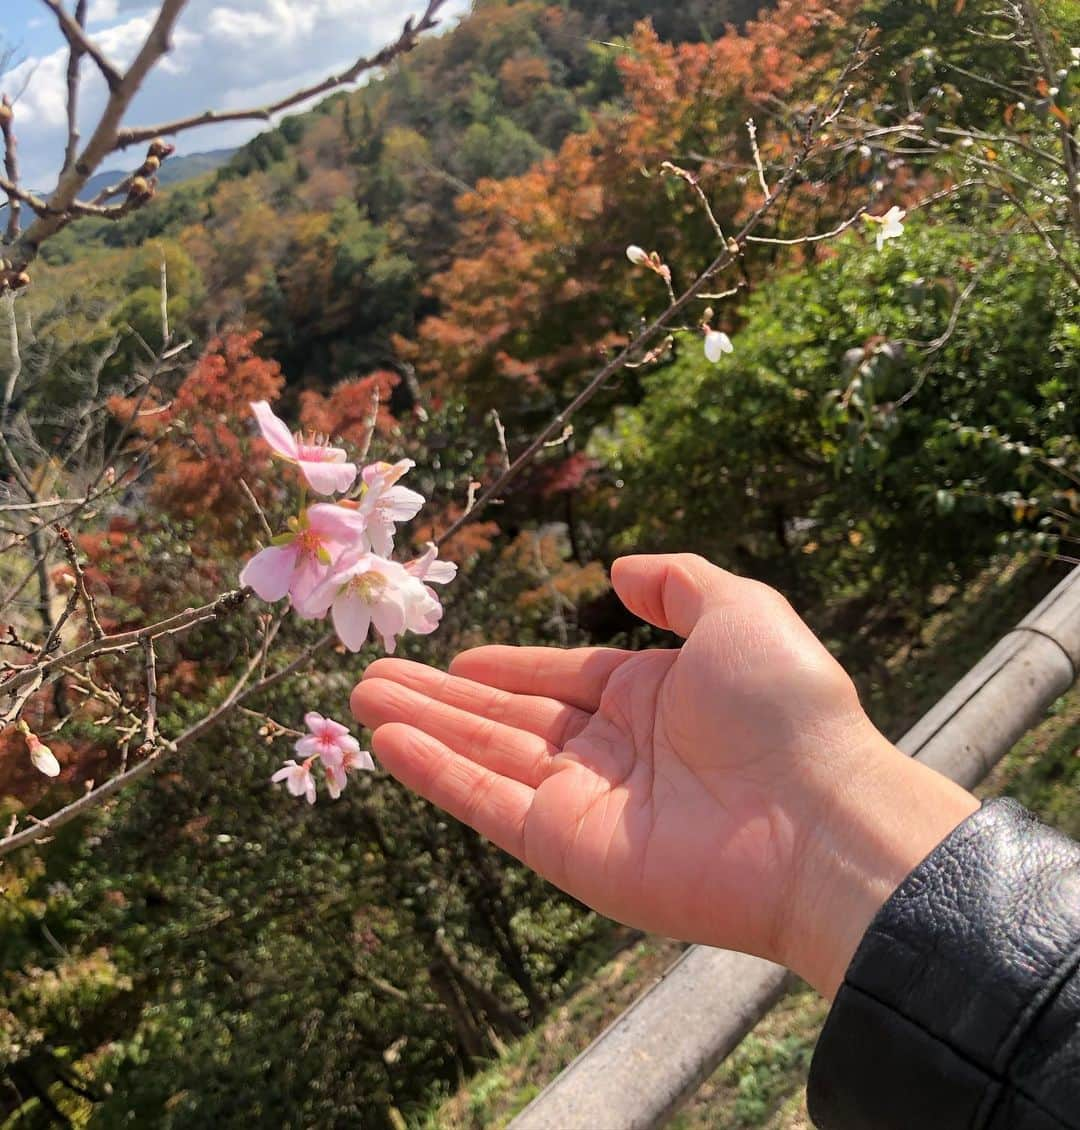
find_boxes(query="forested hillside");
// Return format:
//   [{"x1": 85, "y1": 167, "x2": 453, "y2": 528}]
[{"x1": 1, "y1": 0, "x2": 1077, "y2": 1125}]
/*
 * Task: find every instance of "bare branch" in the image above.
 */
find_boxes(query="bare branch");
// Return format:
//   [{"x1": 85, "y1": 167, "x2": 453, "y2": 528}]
[
  {"x1": 59, "y1": 0, "x2": 91, "y2": 174},
  {"x1": 1, "y1": 588, "x2": 251, "y2": 696},
  {"x1": 43, "y1": 0, "x2": 122, "y2": 92},
  {"x1": 112, "y1": 0, "x2": 450, "y2": 151},
  {"x1": 746, "y1": 118, "x2": 771, "y2": 202},
  {"x1": 1, "y1": 95, "x2": 21, "y2": 244},
  {"x1": 57, "y1": 525, "x2": 105, "y2": 638}
]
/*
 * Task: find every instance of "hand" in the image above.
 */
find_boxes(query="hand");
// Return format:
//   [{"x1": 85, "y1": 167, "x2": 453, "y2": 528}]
[{"x1": 351, "y1": 554, "x2": 978, "y2": 997}]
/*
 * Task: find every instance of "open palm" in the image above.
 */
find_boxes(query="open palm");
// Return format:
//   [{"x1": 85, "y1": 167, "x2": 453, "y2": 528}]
[{"x1": 352, "y1": 554, "x2": 892, "y2": 973}]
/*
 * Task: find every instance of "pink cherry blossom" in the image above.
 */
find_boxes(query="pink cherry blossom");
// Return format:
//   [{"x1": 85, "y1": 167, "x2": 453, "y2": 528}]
[
  {"x1": 251, "y1": 400, "x2": 357, "y2": 496},
  {"x1": 295, "y1": 711, "x2": 363, "y2": 766},
  {"x1": 359, "y1": 460, "x2": 425, "y2": 556},
  {"x1": 271, "y1": 758, "x2": 317, "y2": 804},
  {"x1": 402, "y1": 545, "x2": 455, "y2": 633},
  {"x1": 405, "y1": 543, "x2": 458, "y2": 587},
  {"x1": 240, "y1": 504, "x2": 367, "y2": 615},
  {"x1": 274, "y1": 715, "x2": 375, "y2": 802},
  {"x1": 323, "y1": 747, "x2": 377, "y2": 799},
  {"x1": 305, "y1": 552, "x2": 438, "y2": 653}
]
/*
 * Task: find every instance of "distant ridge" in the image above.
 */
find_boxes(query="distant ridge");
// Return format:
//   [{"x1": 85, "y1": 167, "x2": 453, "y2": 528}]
[{"x1": 76, "y1": 147, "x2": 238, "y2": 201}]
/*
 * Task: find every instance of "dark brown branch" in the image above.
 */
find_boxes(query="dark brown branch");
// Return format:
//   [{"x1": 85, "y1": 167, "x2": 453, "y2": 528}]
[{"x1": 112, "y1": 0, "x2": 448, "y2": 150}]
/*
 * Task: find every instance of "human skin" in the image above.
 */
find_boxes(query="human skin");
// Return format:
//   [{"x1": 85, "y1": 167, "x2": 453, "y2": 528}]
[{"x1": 351, "y1": 553, "x2": 979, "y2": 999}]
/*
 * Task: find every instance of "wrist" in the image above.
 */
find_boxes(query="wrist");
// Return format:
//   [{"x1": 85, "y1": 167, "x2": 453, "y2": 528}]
[{"x1": 780, "y1": 731, "x2": 980, "y2": 1000}]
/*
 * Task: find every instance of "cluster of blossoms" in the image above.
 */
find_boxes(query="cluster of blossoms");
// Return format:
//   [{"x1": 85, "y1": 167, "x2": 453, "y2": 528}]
[
  {"x1": 239, "y1": 400, "x2": 456, "y2": 802},
  {"x1": 272, "y1": 713, "x2": 375, "y2": 805}
]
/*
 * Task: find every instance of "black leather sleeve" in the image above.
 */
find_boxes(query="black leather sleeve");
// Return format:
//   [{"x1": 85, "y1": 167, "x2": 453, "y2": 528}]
[{"x1": 806, "y1": 797, "x2": 1080, "y2": 1130}]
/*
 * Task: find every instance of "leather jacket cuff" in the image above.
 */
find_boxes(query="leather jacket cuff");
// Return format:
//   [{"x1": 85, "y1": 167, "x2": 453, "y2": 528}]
[{"x1": 807, "y1": 797, "x2": 1080, "y2": 1129}]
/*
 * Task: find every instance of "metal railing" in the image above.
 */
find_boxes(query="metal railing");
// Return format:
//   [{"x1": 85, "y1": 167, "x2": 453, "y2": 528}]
[{"x1": 511, "y1": 567, "x2": 1080, "y2": 1130}]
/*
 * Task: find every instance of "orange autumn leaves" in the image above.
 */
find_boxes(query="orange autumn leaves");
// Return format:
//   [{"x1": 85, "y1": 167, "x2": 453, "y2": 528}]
[{"x1": 402, "y1": 0, "x2": 859, "y2": 410}]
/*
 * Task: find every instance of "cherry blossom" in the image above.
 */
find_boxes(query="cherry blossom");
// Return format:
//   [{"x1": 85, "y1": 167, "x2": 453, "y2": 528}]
[
  {"x1": 251, "y1": 400, "x2": 357, "y2": 495},
  {"x1": 405, "y1": 543, "x2": 459, "y2": 587},
  {"x1": 358, "y1": 460, "x2": 426, "y2": 556},
  {"x1": 239, "y1": 503, "x2": 366, "y2": 615},
  {"x1": 295, "y1": 711, "x2": 364, "y2": 765},
  {"x1": 286, "y1": 713, "x2": 375, "y2": 800},
  {"x1": 874, "y1": 206, "x2": 906, "y2": 251},
  {"x1": 324, "y1": 747, "x2": 376, "y2": 799},
  {"x1": 271, "y1": 758, "x2": 317, "y2": 804},
  {"x1": 306, "y1": 552, "x2": 441, "y2": 653},
  {"x1": 704, "y1": 329, "x2": 734, "y2": 362}
]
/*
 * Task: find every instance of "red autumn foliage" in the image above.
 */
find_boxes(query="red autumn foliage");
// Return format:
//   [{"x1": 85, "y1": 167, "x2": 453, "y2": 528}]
[
  {"x1": 298, "y1": 370, "x2": 399, "y2": 451},
  {"x1": 109, "y1": 331, "x2": 284, "y2": 543}
]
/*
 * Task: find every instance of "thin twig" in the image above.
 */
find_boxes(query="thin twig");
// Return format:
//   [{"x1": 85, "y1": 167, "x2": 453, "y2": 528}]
[{"x1": 747, "y1": 118, "x2": 771, "y2": 202}]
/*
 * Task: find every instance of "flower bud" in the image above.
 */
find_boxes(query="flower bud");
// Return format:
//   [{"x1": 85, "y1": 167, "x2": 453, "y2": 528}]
[
  {"x1": 127, "y1": 176, "x2": 154, "y2": 201},
  {"x1": 625, "y1": 244, "x2": 649, "y2": 266},
  {"x1": 17, "y1": 722, "x2": 61, "y2": 778}
]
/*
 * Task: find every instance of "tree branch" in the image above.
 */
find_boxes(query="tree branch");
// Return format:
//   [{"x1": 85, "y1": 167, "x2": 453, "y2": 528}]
[
  {"x1": 43, "y1": 0, "x2": 122, "y2": 93},
  {"x1": 112, "y1": 0, "x2": 449, "y2": 151},
  {"x1": 59, "y1": 0, "x2": 91, "y2": 174}
]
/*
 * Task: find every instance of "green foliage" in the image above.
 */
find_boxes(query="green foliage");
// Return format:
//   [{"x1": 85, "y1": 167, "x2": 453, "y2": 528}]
[{"x1": 595, "y1": 221, "x2": 1077, "y2": 600}]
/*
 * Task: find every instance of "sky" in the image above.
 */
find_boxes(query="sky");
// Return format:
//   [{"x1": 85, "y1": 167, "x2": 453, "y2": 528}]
[{"x1": 1, "y1": 0, "x2": 469, "y2": 188}]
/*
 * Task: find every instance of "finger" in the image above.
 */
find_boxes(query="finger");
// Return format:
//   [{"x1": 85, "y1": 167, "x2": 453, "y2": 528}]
[
  {"x1": 610, "y1": 553, "x2": 753, "y2": 638},
  {"x1": 449, "y1": 645, "x2": 629, "y2": 712},
  {"x1": 354, "y1": 677, "x2": 554, "y2": 786},
  {"x1": 372, "y1": 722, "x2": 531, "y2": 860},
  {"x1": 357, "y1": 658, "x2": 590, "y2": 747}
]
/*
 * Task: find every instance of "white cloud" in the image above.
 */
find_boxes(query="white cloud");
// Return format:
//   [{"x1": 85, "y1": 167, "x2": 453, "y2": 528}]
[
  {"x1": 4, "y1": 0, "x2": 469, "y2": 190},
  {"x1": 87, "y1": 0, "x2": 120, "y2": 22}
]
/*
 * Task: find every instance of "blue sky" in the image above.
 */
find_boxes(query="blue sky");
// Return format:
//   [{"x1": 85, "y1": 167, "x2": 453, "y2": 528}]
[{"x1": 1, "y1": 0, "x2": 469, "y2": 188}]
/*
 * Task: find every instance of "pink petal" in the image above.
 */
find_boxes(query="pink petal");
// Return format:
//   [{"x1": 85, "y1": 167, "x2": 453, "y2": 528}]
[
  {"x1": 332, "y1": 594, "x2": 373, "y2": 652},
  {"x1": 346, "y1": 749, "x2": 376, "y2": 773},
  {"x1": 325, "y1": 760, "x2": 347, "y2": 798},
  {"x1": 289, "y1": 551, "x2": 332, "y2": 615},
  {"x1": 251, "y1": 401, "x2": 298, "y2": 460},
  {"x1": 425, "y1": 561, "x2": 457, "y2": 585},
  {"x1": 241, "y1": 544, "x2": 299, "y2": 603},
  {"x1": 272, "y1": 761, "x2": 297, "y2": 784},
  {"x1": 303, "y1": 711, "x2": 326, "y2": 733},
  {"x1": 300, "y1": 458, "x2": 358, "y2": 496},
  {"x1": 307, "y1": 503, "x2": 368, "y2": 544},
  {"x1": 382, "y1": 485, "x2": 425, "y2": 522},
  {"x1": 299, "y1": 572, "x2": 343, "y2": 620},
  {"x1": 363, "y1": 517, "x2": 395, "y2": 558},
  {"x1": 337, "y1": 733, "x2": 362, "y2": 757},
  {"x1": 362, "y1": 458, "x2": 414, "y2": 488},
  {"x1": 371, "y1": 598, "x2": 407, "y2": 653},
  {"x1": 304, "y1": 774, "x2": 317, "y2": 805},
  {"x1": 294, "y1": 735, "x2": 324, "y2": 759}
]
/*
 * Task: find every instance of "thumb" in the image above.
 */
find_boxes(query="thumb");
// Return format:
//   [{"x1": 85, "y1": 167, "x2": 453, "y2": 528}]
[{"x1": 610, "y1": 553, "x2": 744, "y2": 638}]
